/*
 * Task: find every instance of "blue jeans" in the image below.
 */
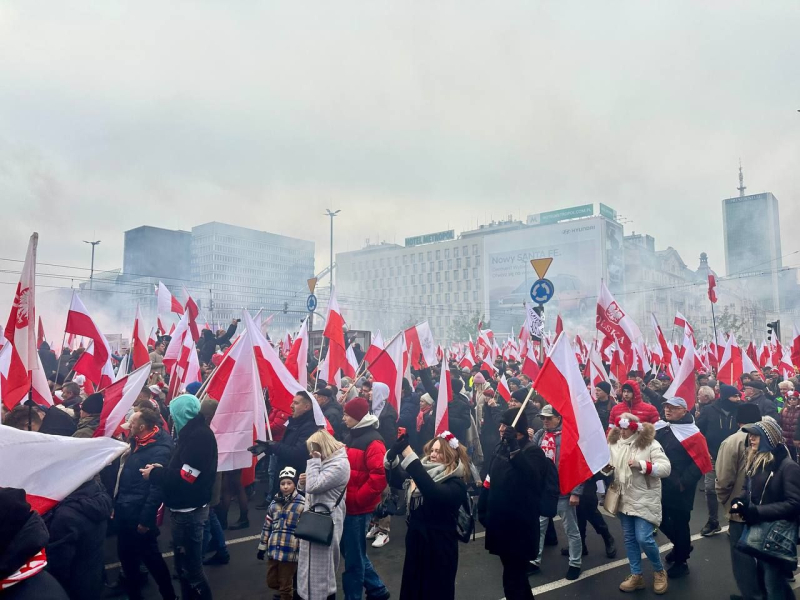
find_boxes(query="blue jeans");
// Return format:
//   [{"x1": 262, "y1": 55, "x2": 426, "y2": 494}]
[
  {"x1": 171, "y1": 507, "x2": 211, "y2": 597},
  {"x1": 619, "y1": 513, "x2": 663, "y2": 575},
  {"x1": 202, "y1": 509, "x2": 229, "y2": 557},
  {"x1": 340, "y1": 513, "x2": 388, "y2": 600},
  {"x1": 536, "y1": 496, "x2": 582, "y2": 567},
  {"x1": 761, "y1": 559, "x2": 793, "y2": 600}
]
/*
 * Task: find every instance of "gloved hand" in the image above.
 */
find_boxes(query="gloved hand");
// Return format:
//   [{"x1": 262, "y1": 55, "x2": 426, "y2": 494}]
[
  {"x1": 387, "y1": 434, "x2": 410, "y2": 463},
  {"x1": 256, "y1": 549, "x2": 265, "y2": 561},
  {"x1": 501, "y1": 426, "x2": 518, "y2": 451},
  {"x1": 248, "y1": 440, "x2": 274, "y2": 456}
]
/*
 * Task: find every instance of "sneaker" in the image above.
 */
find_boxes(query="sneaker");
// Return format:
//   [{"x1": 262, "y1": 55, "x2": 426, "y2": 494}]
[
  {"x1": 565, "y1": 566, "x2": 581, "y2": 581},
  {"x1": 372, "y1": 532, "x2": 390, "y2": 548},
  {"x1": 619, "y1": 574, "x2": 645, "y2": 592},
  {"x1": 667, "y1": 561, "x2": 689, "y2": 579},
  {"x1": 700, "y1": 521, "x2": 722, "y2": 537},
  {"x1": 527, "y1": 562, "x2": 541, "y2": 576},
  {"x1": 653, "y1": 569, "x2": 668, "y2": 594},
  {"x1": 366, "y1": 525, "x2": 379, "y2": 540}
]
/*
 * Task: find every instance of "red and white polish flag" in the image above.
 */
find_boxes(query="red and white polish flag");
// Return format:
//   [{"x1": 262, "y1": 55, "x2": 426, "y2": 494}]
[
  {"x1": 497, "y1": 373, "x2": 512, "y2": 403},
  {"x1": 791, "y1": 324, "x2": 800, "y2": 370},
  {"x1": 533, "y1": 332, "x2": 610, "y2": 495},
  {"x1": 284, "y1": 317, "x2": 309, "y2": 389},
  {"x1": 664, "y1": 328, "x2": 697, "y2": 410},
  {"x1": 596, "y1": 281, "x2": 643, "y2": 366},
  {"x1": 0, "y1": 424, "x2": 127, "y2": 513},
  {"x1": 157, "y1": 281, "x2": 184, "y2": 316},
  {"x1": 183, "y1": 286, "x2": 200, "y2": 342},
  {"x1": 131, "y1": 304, "x2": 150, "y2": 371},
  {"x1": 520, "y1": 342, "x2": 540, "y2": 381},
  {"x1": 65, "y1": 293, "x2": 111, "y2": 380},
  {"x1": 404, "y1": 322, "x2": 437, "y2": 369},
  {"x1": 369, "y1": 332, "x2": 406, "y2": 414},
  {"x1": 93, "y1": 363, "x2": 152, "y2": 438},
  {"x1": 434, "y1": 353, "x2": 452, "y2": 437},
  {"x1": 654, "y1": 420, "x2": 712, "y2": 474},
  {"x1": 364, "y1": 330, "x2": 385, "y2": 364},
  {"x1": 163, "y1": 313, "x2": 190, "y2": 373}
]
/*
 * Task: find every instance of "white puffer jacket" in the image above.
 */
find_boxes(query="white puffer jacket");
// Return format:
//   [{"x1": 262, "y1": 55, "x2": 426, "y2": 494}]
[{"x1": 608, "y1": 422, "x2": 671, "y2": 526}]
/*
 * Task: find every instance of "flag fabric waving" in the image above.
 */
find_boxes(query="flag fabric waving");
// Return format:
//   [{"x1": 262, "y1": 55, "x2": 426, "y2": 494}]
[
  {"x1": 654, "y1": 420, "x2": 712, "y2": 475},
  {"x1": 157, "y1": 281, "x2": 184, "y2": 316},
  {"x1": 434, "y1": 354, "x2": 452, "y2": 436},
  {"x1": 364, "y1": 330, "x2": 385, "y2": 364},
  {"x1": 532, "y1": 332, "x2": 610, "y2": 495},
  {"x1": 0, "y1": 424, "x2": 127, "y2": 513},
  {"x1": 369, "y1": 333, "x2": 406, "y2": 413},
  {"x1": 404, "y1": 322, "x2": 438, "y2": 369},
  {"x1": 707, "y1": 273, "x2": 718, "y2": 304},
  {"x1": 664, "y1": 329, "x2": 697, "y2": 410},
  {"x1": 284, "y1": 317, "x2": 309, "y2": 389},
  {"x1": 93, "y1": 363, "x2": 152, "y2": 437},
  {"x1": 596, "y1": 281, "x2": 643, "y2": 366},
  {"x1": 130, "y1": 304, "x2": 150, "y2": 370}
]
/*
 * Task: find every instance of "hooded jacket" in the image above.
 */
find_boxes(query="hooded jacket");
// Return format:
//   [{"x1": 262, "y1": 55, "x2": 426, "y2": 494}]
[
  {"x1": 696, "y1": 397, "x2": 740, "y2": 459},
  {"x1": 372, "y1": 382, "x2": 399, "y2": 446},
  {"x1": 738, "y1": 443, "x2": 800, "y2": 524},
  {"x1": 44, "y1": 480, "x2": 113, "y2": 600},
  {"x1": 608, "y1": 423, "x2": 671, "y2": 525},
  {"x1": 343, "y1": 415, "x2": 387, "y2": 515},
  {"x1": 0, "y1": 508, "x2": 68, "y2": 600},
  {"x1": 609, "y1": 380, "x2": 660, "y2": 426},
  {"x1": 149, "y1": 414, "x2": 217, "y2": 510},
  {"x1": 115, "y1": 427, "x2": 174, "y2": 528}
]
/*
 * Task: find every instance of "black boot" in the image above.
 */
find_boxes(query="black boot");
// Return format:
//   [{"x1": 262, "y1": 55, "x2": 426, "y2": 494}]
[
  {"x1": 228, "y1": 512, "x2": 249, "y2": 530},
  {"x1": 603, "y1": 534, "x2": 617, "y2": 558}
]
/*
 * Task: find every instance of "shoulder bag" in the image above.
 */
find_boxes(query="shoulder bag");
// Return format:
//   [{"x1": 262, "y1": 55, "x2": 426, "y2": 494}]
[
  {"x1": 294, "y1": 487, "x2": 346, "y2": 546},
  {"x1": 603, "y1": 481, "x2": 622, "y2": 515}
]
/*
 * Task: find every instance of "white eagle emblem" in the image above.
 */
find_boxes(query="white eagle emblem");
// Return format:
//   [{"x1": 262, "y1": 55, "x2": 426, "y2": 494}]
[
  {"x1": 13, "y1": 286, "x2": 31, "y2": 329},
  {"x1": 604, "y1": 301, "x2": 624, "y2": 325}
]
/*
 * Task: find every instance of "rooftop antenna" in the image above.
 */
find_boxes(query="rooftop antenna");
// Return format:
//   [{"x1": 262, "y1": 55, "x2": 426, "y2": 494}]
[{"x1": 738, "y1": 159, "x2": 747, "y2": 197}]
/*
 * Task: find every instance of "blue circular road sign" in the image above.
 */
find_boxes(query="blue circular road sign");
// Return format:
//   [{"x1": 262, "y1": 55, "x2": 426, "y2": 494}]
[
  {"x1": 530, "y1": 279, "x2": 555, "y2": 304},
  {"x1": 306, "y1": 294, "x2": 318, "y2": 312}
]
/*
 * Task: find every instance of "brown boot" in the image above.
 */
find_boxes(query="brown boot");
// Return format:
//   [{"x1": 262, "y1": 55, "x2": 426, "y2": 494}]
[
  {"x1": 653, "y1": 570, "x2": 668, "y2": 595},
  {"x1": 619, "y1": 574, "x2": 645, "y2": 592}
]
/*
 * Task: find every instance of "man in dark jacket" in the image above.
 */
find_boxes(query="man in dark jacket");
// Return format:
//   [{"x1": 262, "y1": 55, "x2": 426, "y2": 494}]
[
  {"x1": 509, "y1": 388, "x2": 542, "y2": 432},
  {"x1": 253, "y1": 392, "x2": 322, "y2": 509},
  {"x1": 340, "y1": 397, "x2": 390, "y2": 600},
  {"x1": 397, "y1": 378, "x2": 420, "y2": 450},
  {"x1": 114, "y1": 408, "x2": 176, "y2": 600},
  {"x1": 44, "y1": 479, "x2": 113, "y2": 600},
  {"x1": 315, "y1": 387, "x2": 345, "y2": 440},
  {"x1": 37, "y1": 341, "x2": 59, "y2": 382},
  {"x1": 696, "y1": 383, "x2": 741, "y2": 537},
  {"x1": 198, "y1": 320, "x2": 238, "y2": 365},
  {"x1": 0, "y1": 488, "x2": 69, "y2": 600},
  {"x1": 742, "y1": 380, "x2": 779, "y2": 421},
  {"x1": 144, "y1": 394, "x2": 217, "y2": 600},
  {"x1": 594, "y1": 382, "x2": 614, "y2": 431},
  {"x1": 2, "y1": 402, "x2": 75, "y2": 437},
  {"x1": 72, "y1": 392, "x2": 103, "y2": 438},
  {"x1": 654, "y1": 397, "x2": 707, "y2": 579},
  {"x1": 418, "y1": 367, "x2": 470, "y2": 443},
  {"x1": 479, "y1": 410, "x2": 550, "y2": 600}
]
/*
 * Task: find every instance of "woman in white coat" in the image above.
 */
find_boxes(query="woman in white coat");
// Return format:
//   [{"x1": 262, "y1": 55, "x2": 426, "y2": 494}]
[
  {"x1": 297, "y1": 430, "x2": 350, "y2": 600},
  {"x1": 607, "y1": 413, "x2": 671, "y2": 595}
]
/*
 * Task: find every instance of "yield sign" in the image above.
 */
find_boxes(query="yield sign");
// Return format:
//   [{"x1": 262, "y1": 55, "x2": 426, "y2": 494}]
[
  {"x1": 307, "y1": 278, "x2": 318, "y2": 294},
  {"x1": 530, "y1": 258, "x2": 553, "y2": 280}
]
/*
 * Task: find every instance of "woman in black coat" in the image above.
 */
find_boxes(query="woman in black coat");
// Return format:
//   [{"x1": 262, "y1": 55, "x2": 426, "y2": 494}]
[
  {"x1": 732, "y1": 419, "x2": 800, "y2": 600},
  {"x1": 384, "y1": 431, "x2": 474, "y2": 600}
]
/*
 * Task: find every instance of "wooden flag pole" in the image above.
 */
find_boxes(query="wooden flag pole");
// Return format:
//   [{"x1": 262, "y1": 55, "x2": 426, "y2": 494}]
[{"x1": 511, "y1": 386, "x2": 536, "y2": 429}]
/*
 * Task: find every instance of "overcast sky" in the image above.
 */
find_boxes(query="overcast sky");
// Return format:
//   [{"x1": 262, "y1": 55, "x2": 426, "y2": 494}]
[{"x1": 1, "y1": 1, "x2": 798, "y2": 310}]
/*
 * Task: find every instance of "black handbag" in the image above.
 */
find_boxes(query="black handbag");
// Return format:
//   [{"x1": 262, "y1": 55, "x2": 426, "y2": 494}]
[{"x1": 294, "y1": 487, "x2": 346, "y2": 546}]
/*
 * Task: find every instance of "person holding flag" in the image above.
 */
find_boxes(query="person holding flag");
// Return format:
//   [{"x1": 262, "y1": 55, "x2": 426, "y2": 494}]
[{"x1": 654, "y1": 397, "x2": 712, "y2": 580}]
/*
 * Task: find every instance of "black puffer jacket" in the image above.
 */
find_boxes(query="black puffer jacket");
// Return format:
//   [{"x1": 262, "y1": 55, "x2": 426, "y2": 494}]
[
  {"x1": 272, "y1": 409, "x2": 320, "y2": 482},
  {"x1": 115, "y1": 428, "x2": 174, "y2": 528},
  {"x1": 740, "y1": 444, "x2": 800, "y2": 523},
  {"x1": 696, "y1": 398, "x2": 739, "y2": 459},
  {"x1": 377, "y1": 401, "x2": 399, "y2": 448},
  {"x1": 44, "y1": 480, "x2": 113, "y2": 600},
  {"x1": 1, "y1": 509, "x2": 68, "y2": 600},
  {"x1": 418, "y1": 368, "x2": 471, "y2": 442},
  {"x1": 38, "y1": 407, "x2": 77, "y2": 437},
  {"x1": 655, "y1": 414, "x2": 705, "y2": 511},
  {"x1": 321, "y1": 400, "x2": 345, "y2": 441},
  {"x1": 149, "y1": 415, "x2": 217, "y2": 510}
]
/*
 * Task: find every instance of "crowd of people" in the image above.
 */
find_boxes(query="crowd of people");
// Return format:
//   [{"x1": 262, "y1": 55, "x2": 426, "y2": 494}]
[{"x1": 3, "y1": 326, "x2": 800, "y2": 600}]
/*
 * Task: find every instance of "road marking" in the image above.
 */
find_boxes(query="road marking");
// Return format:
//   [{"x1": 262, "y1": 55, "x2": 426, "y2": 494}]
[
  {"x1": 104, "y1": 534, "x2": 261, "y2": 570},
  {"x1": 499, "y1": 526, "x2": 730, "y2": 599}
]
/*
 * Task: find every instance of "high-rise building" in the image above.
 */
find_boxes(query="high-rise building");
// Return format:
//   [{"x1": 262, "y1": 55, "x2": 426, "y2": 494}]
[
  {"x1": 123, "y1": 226, "x2": 192, "y2": 281},
  {"x1": 191, "y1": 222, "x2": 315, "y2": 333},
  {"x1": 722, "y1": 166, "x2": 782, "y2": 311}
]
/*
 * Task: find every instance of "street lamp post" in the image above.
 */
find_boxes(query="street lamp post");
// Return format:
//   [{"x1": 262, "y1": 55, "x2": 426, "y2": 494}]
[
  {"x1": 83, "y1": 240, "x2": 101, "y2": 290},
  {"x1": 325, "y1": 209, "x2": 340, "y2": 287}
]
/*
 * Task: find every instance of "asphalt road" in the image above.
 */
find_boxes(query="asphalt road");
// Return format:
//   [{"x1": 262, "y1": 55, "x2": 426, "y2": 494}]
[{"x1": 104, "y1": 485, "x2": 800, "y2": 599}]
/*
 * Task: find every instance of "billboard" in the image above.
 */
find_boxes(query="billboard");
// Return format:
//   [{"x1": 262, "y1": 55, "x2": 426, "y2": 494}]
[
  {"x1": 405, "y1": 230, "x2": 455, "y2": 247},
  {"x1": 483, "y1": 216, "x2": 624, "y2": 333},
  {"x1": 527, "y1": 204, "x2": 593, "y2": 226}
]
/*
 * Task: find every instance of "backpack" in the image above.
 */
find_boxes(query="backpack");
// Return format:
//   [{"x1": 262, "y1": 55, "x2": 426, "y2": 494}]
[
  {"x1": 539, "y1": 457, "x2": 560, "y2": 518},
  {"x1": 456, "y1": 479, "x2": 482, "y2": 543}
]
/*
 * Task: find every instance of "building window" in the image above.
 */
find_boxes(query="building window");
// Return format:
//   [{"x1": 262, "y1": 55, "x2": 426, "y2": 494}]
[
  {"x1": 472, "y1": 244, "x2": 478, "y2": 255},
  {"x1": 465, "y1": 257, "x2": 471, "y2": 267},
  {"x1": 436, "y1": 250, "x2": 441, "y2": 260},
  {"x1": 454, "y1": 247, "x2": 459, "y2": 258},
  {"x1": 456, "y1": 258, "x2": 461, "y2": 268},
  {"x1": 445, "y1": 249, "x2": 450, "y2": 259}
]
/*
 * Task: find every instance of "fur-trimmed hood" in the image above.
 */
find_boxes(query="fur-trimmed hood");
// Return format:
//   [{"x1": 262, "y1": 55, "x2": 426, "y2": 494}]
[{"x1": 608, "y1": 417, "x2": 655, "y2": 449}]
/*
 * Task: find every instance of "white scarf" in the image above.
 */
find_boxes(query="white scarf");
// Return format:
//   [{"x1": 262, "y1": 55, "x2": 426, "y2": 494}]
[
  {"x1": 611, "y1": 432, "x2": 640, "y2": 491},
  {"x1": 406, "y1": 457, "x2": 465, "y2": 512}
]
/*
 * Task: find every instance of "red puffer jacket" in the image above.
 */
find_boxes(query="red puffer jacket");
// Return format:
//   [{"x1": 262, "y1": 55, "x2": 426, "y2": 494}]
[
  {"x1": 781, "y1": 404, "x2": 800, "y2": 445},
  {"x1": 344, "y1": 423, "x2": 387, "y2": 515},
  {"x1": 609, "y1": 380, "x2": 660, "y2": 427}
]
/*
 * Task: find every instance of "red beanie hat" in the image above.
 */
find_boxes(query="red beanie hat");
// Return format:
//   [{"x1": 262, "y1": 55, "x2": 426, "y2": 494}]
[{"x1": 344, "y1": 397, "x2": 370, "y2": 422}]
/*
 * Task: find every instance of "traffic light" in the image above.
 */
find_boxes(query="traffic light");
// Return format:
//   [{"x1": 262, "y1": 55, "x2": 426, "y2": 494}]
[{"x1": 767, "y1": 320, "x2": 781, "y2": 342}]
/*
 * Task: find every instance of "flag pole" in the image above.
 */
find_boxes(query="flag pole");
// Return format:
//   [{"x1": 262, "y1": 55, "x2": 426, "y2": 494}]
[
  {"x1": 511, "y1": 386, "x2": 536, "y2": 429},
  {"x1": 314, "y1": 337, "x2": 328, "y2": 393}
]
